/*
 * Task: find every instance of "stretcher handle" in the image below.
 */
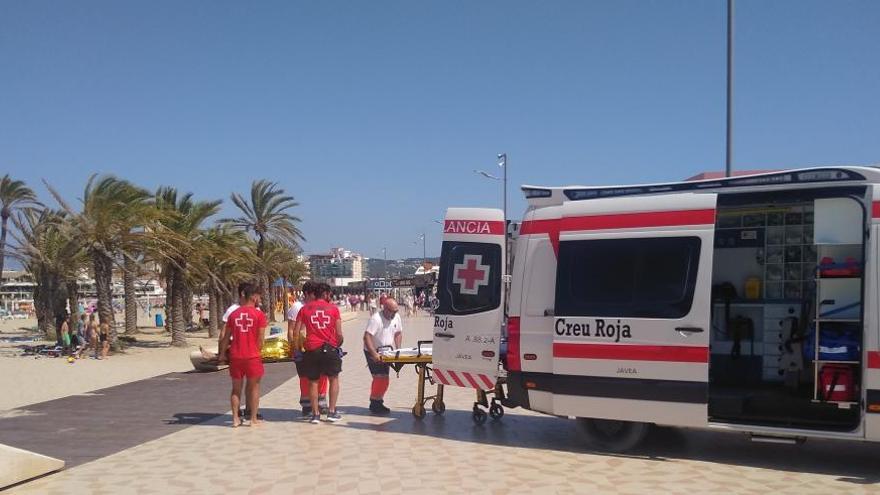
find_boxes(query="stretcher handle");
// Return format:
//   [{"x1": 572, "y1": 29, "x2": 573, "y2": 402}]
[
  {"x1": 376, "y1": 345, "x2": 394, "y2": 360},
  {"x1": 417, "y1": 340, "x2": 432, "y2": 358}
]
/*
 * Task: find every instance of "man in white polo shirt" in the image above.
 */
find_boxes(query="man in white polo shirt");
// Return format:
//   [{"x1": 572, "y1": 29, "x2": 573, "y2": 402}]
[{"x1": 363, "y1": 298, "x2": 402, "y2": 414}]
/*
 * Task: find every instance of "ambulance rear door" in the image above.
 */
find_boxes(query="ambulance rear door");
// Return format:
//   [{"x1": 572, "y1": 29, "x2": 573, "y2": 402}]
[
  {"x1": 433, "y1": 208, "x2": 505, "y2": 390},
  {"x1": 550, "y1": 193, "x2": 716, "y2": 428}
]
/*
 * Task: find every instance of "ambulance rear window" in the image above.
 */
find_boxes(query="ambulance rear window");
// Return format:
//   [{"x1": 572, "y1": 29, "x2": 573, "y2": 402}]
[
  {"x1": 437, "y1": 241, "x2": 502, "y2": 316},
  {"x1": 555, "y1": 237, "x2": 701, "y2": 319}
]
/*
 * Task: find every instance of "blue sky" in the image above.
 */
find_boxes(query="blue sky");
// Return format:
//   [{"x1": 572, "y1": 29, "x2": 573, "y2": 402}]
[{"x1": 2, "y1": 0, "x2": 878, "y2": 258}]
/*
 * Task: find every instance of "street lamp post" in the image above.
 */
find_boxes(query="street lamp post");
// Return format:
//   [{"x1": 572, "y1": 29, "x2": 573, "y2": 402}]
[
  {"x1": 473, "y1": 152, "x2": 509, "y2": 277},
  {"x1": 725, "y1": 0, "x2": 734, "y2": 177}
]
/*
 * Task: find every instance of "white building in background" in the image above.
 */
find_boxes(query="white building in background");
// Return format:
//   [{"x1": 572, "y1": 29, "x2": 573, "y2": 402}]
[{"x1": 308, "y1": 248, "x2": 364, "y2": 288}]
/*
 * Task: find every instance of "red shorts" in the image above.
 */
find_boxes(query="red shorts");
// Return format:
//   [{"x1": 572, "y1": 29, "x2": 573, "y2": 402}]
[{"x1": 229, "y1": 357, "x2": 264, "y2": 380}]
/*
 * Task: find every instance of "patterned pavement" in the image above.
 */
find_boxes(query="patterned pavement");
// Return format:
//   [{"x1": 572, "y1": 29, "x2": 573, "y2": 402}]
[{"x1": 10, "y1": 314, "x2": 880, "y2": 494}]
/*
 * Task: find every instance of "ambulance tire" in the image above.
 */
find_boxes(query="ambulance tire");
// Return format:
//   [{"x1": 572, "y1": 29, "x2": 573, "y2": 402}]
[{"x1": 576, "y1": 418, "x2": 651, "y2": 453}]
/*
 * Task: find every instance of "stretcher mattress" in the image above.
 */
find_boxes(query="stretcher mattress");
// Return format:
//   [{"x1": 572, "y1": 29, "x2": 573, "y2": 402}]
[{"x1": 379, "y1": 346, "x2": 433, "y2": 363}]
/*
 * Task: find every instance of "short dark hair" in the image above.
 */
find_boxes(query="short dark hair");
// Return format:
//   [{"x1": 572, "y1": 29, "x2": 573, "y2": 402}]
[
  {"x1": 301, "y1": 281, "x2": 316, "y2": 296},
  {"x1": 318, "y1": 283, "x2": 332, "y2": 299},
  {"x1": 238, "y1": 281, "x2": 260, "y2": 300}
]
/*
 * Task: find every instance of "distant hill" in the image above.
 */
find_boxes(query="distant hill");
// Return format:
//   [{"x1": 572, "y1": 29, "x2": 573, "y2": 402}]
[{"x1": 364, "y1": 257, "x2": 440, "y2": 279}]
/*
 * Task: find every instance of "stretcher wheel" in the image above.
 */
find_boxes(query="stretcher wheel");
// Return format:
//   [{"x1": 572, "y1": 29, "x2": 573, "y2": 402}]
[
  {"x1": 432, "y1": 401, "x2": 446, "y2": 415},
  {"x1": 472, "y1": 406, "x2": 487, "y2": 425},
  {"x1": 489, "y1": 403, "x2": 504, "y2": 420},
  {"x1": 412, "y1": 404, "x2": 427, "y2": 420}
]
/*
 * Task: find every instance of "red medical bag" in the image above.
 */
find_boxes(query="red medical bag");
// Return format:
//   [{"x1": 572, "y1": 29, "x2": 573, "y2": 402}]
[{"x1": 819, "y1": 364, "x2": 857, "y2": 402}]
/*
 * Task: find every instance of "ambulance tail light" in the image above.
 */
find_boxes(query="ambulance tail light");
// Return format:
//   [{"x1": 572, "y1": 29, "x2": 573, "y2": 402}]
[{"x1": 506, "y1": 317, "x2": 521, "y2": 371}]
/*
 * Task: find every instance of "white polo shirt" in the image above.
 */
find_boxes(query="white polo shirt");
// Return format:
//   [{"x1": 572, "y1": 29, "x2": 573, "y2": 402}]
[
  {"x1": 286, "y1": 300, "x2": 304, "y2": 322},
  {"x1": 364, "y1": 312, "x2": 403, "y2": 350},
  {"x1": 221, "y1": 304, "x2": 240, "y2": 323}
]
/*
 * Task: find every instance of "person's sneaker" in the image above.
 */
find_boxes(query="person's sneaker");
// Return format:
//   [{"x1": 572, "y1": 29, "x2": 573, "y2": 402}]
[
  {"x1": 369, "y1": 400, "x2": 390, "y2": 415},
  {"x1": 309, "y1": 414, "x2": 321, "y2": 424},
  {"x1": 326, "y1": 411, "x2": 342, "y2": 422}
]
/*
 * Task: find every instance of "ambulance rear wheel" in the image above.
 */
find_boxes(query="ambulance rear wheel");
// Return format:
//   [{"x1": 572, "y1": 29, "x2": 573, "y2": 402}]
[
  {"x1": 577, "y1": 418, "x2": 650, "y2": 453},
  {"x1": 472, "y1": 406, "x2": 488, "y2": 425}
]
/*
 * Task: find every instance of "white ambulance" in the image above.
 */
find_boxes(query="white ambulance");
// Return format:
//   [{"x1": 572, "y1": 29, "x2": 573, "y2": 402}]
[{"x1": 433, "y1": 166, "x2": 880, "y2": 451}]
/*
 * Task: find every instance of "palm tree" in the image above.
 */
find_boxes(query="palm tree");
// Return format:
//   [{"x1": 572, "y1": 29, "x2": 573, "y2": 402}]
[
  {"x1": 0, "y1": 175, "x2": 39, "y2": 282},
  {"x1": 10, "y1": 209, "x2": 86, "y2": 337},
  {"x1": 153, "y1": 187, "x2": 221, "y2": 346},
  {"x1": 221, "y1": 180, "x2": 304, "y2": 320},
  {"x1": 193, "y1": 227, "x2": 255, "y2": 337},
  {"x1": 47, "y1": 175, "x2": 153, "y2": 344}
]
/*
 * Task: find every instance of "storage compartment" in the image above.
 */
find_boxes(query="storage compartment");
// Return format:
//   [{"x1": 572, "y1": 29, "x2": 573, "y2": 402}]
[{"x1": 708, "y1": 189, "x2": 865, "y2": 431}]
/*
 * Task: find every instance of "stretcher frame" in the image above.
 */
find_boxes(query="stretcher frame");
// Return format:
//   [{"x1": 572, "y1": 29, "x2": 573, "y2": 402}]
[{"x1": 379, "y1": 340, "x2": 445, "y2": 419}]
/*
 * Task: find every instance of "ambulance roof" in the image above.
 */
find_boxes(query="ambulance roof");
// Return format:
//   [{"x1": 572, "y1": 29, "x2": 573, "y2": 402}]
[{"x1": 521, "y1": 165, "x2": 880, "y2": 207}]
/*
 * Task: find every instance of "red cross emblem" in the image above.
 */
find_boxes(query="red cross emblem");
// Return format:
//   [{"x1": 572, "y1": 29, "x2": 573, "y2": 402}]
[
  {"x1": 453, "y1": 254, "x2": 490, "y2": 295},
  {"x1": 310, "y1": 310, "x2": 331, "y2": 330},
  {"x1": 235, "y1": 312, "x2": 254, "y2": 333}
]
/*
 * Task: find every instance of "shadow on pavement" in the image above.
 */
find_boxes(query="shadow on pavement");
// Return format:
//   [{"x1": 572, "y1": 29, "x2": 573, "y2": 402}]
[{"x1": 325, "y1": 406, "x2": 880, "y2": 485}]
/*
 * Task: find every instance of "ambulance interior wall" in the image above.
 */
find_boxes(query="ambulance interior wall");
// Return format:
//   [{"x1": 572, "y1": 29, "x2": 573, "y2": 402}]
[{"x1": 708, "y1": 191, "x2": 864, "y2": 430}]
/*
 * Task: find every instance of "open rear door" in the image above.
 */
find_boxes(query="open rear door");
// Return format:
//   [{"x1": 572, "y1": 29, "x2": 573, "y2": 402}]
[
  {"x1": 550, "y1": 193, "x2": 716, "y2": 427},
  {"x1": 433, "y1": 208, "x2": 506, "y2": 390}
]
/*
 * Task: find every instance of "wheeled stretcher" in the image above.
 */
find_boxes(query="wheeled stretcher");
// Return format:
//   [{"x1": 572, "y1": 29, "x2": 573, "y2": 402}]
[{"x1": 379, "y1": 340, "x2": 445, "y2": 419}]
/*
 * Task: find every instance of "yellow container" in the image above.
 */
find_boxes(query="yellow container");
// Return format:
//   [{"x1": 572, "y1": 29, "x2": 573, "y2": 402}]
[{"x1": 744, "y1": 277, "x2": 761, "y2": 299}]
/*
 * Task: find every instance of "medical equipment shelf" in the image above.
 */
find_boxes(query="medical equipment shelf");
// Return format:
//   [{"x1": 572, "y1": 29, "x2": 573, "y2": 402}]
[{"x1": 811, "y1": 242, "x2": 863, "y2": 407}]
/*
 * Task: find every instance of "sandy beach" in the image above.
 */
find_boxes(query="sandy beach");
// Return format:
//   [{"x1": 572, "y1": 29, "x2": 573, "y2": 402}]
[
  {"x1": 0, "y1": 309, "x2": 360, "y2": 413},
  {"x1": 0, "y1": 317, "x2": 239, "y2": 412}
]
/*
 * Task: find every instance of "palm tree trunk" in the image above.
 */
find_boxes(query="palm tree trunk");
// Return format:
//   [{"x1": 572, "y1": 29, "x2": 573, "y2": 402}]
[
  {"x1": 0, "y1": 214, "x2": 8, "y2": 282},
  {"x1": 264, "y1": 274, "x2": 275, "y2": 322},
  {"x1": 92, "y1": 249, "x2": 116, "y2": 342},
  {"x1": 34, "y1": 271, "x2": 55, "y2": 338},
  {"x1": 170, "y1": 268, "x2": 187, "y2": 347},
  {"x1": 282, "y1": 277, "x2": 290, "y2": 321},
  {"x1": 164, "y1": 271, "x2": 173, "y2": 333},
  {"x1": 123, "y1": 255, "x2": 138, "y2": 334},
  {"x1": 182, "y1": 283, "x2": 194, "y2": 329},
  {"x1": 66, "y1": 280, "x2": 79, "y2": 321},
  {"x1": 208, "y1": 286, "x2": 221, "y2": 338}
]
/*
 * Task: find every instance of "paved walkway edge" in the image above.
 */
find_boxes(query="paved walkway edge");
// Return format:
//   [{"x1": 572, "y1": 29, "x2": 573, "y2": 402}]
[{"x1": 0, "y1": 443, "x2": 64, "y2": 490}]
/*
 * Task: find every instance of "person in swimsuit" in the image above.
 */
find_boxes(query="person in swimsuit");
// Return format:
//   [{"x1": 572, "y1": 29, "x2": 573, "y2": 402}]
[{"x1": 99, "y1": 322, "x2": 110, "y2": 359}]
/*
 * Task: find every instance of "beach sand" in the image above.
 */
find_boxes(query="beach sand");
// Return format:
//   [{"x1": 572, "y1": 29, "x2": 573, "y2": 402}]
[
  {"x1": 0, "y1": 308, "x2": 357, "y2": 413},
  {"x1": 0, "y1": 317, "x2": 217, "y2": 412}
]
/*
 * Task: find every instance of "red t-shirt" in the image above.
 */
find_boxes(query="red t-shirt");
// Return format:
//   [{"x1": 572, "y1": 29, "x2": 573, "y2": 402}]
[
  {"x1": 296, "y1": 300, "x2": 341, "y2": 351},
  {"x1": 226, "y1": 305, "x2": 267, "y2": 360}
]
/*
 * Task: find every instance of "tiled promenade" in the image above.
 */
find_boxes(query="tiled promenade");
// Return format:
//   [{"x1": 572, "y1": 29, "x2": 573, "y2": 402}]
[{"x1": 6, "y1": 315, "x2": 880, "y2": 494}]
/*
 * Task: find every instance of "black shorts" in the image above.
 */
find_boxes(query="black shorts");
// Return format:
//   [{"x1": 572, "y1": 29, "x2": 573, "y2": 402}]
[
  {"x1": 364, "y1": 349, "x2": 390, "y2": 376},
  {"x1": 302, "y1": 344, "x2": 342, "y2": 380}
]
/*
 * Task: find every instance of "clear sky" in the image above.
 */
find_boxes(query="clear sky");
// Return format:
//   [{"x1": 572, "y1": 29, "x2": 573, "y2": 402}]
[{"x1": 2, "y1": 0, "x2": 878, "y2": 258}]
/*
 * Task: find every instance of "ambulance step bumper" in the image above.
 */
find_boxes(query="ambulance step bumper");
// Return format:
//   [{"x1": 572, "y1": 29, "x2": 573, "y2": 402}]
[{"x1": 748, "y1": 434, "x2": 805, "y2": 445}]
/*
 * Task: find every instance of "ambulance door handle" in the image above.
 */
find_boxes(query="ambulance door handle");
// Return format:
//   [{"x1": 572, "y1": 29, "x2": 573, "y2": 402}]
[
  {"x1": 675, "y1": 327, "x2": 703, "y2": 335},
  {"x1": 435, "y1": 332, "x2": 455, "y2": 339}
]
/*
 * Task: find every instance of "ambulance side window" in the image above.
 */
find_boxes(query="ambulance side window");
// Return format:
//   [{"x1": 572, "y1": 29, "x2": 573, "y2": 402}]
[
  {"x1": 555, "y1": 237, "x2": 701, "y2": 319},
  {"x1": 437, "y1": 241, "x2": 502, "y2": 316}
]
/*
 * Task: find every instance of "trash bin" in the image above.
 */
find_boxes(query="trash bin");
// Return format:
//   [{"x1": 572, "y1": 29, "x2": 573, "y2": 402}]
[{"x1": 155, "y1": 313, "x2": 164, "y2": 327}]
